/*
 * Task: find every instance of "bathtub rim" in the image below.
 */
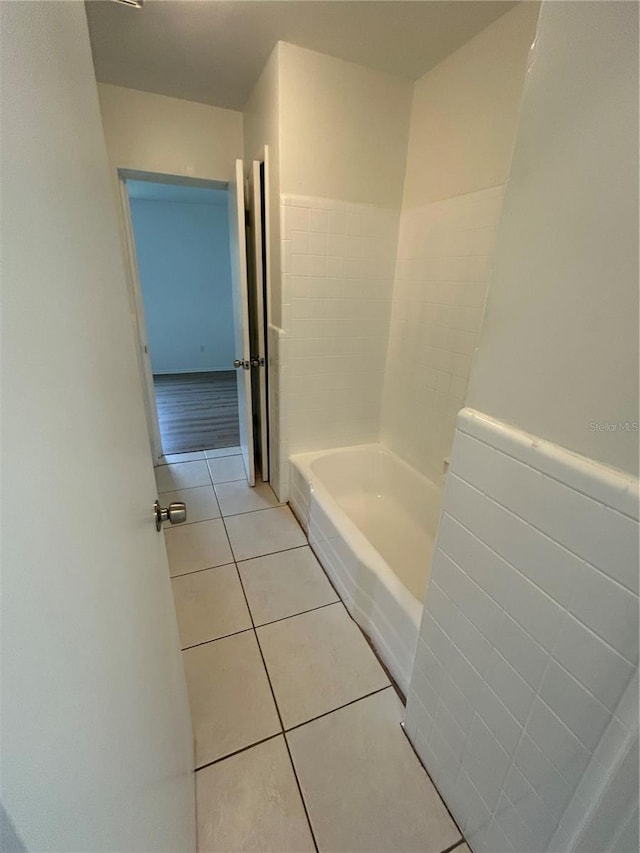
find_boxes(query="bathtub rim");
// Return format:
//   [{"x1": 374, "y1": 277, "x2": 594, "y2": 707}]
[{"x1": 289, "y1": 442, "x2": 433, "y2": 634}]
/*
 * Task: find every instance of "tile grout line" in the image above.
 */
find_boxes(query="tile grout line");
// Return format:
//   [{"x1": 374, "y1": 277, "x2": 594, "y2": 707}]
[
  {"x1": 179, "y1": 600, "x2": 343, "y2": 653},
  {"x1": 194, "y1": 732, "x2": 282, "y2": 774},
  {"x1": 283, "y1": 684, "x2": 393, "y2": 735},
  {"x1": 256, "y1": 599, "x2": 339, "y2": 629},
  {"x1": 181, "y1": 626, "x2": 254, "y2": 652},
  {"x1": 227, "y1": 532, "x2": 320, "y2": 853},
  {"x1": 169, "y1": 543, "x2": 309, "y2": 581},
  {"x1": 440, "y1": 839, "x2": 467, "y2": 853},
  {"x1": 399, "y1": 721, "x2": 466, "y2": 849}
]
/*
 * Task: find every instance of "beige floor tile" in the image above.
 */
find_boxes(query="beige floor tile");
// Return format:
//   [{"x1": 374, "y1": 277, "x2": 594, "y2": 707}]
[
  {"x1": 171, "y1": 565, "x2": 252, "y2": 648},
  {"x1": 239, "y1": 546, "x2": 338, "y2": 626},
  {"x1": 215, "y1": 480, "x2": 281, "y2": 517},
  {"x1": 196, "y1": 735, "x2": 315, "y2": 853},
  {"x1": 157, "y1": 451, "x2": 205, "y2": 465},
  {"x1": 204, "y1": 446, "x2": 241, "y2": 459},
  {"x1": 159, "y1": 485, "x2": 220, "y2": 526},
  {"x1": 287, "y1": 689, "x2": 461, "y2": 853},
  {"x1": 225, "y1": 506, "x2": 306, "y2": 562},
  {"x1": 164, "y1": 519, "x2": 232, "y2": 577},
  {"x1": 184, "y1": 632, "x2": 281, "y2": 768},
  {"x1": 207, "y1": 455, "x2": 246, "y2": 484},
  {"x1": 257, "y1": 602, "x2": 389, "y2": 729},
  {"x1": 155, "y1": 460, "x2": 211, "y2": 492}
]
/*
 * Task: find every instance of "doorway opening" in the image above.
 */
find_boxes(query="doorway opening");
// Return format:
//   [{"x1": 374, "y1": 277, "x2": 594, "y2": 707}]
[
  {"x1": 119, "y1": 164, "x2": 270, "y2": 485},
  {"x1": 125, "y1": 175, "x2": 239, "y2": 455}
]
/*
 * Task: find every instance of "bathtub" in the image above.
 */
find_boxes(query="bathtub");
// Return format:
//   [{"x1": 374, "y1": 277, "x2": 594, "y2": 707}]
[{"x1": 289, "y1": 444, "x2": 443, "y2": 695}]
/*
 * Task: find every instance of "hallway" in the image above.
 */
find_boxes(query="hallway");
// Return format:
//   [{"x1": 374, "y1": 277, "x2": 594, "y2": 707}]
[{"x1": 157, "y1": 447, "x2": 469, "y2": 853}]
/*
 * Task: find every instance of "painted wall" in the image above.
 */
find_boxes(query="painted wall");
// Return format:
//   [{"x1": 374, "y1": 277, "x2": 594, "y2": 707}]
[
  {"x1": 278, "y1": 42, "x2": 412, "y2": 207},
  {"x1": 405, "y1": 3, "x2": 639, "y2": 850},
  {"x1": 265, "y1": 43, "x2": 412, "y2": 497},
  {"x1": 381, "y1": 3, "x2": 539, "y2": 484},
  {"x1": 467, "y1": 0, "x2": 639, "y2": 478},
  {"x1": 129, "y1": 195, "x2": 235, "y2": 374},
  {"x1": 402, "y1": 2, "x2": 540, "y2": 208},
  {"x1": 243, "y1": 44, "x2": 282, "y2": 325},
  {"x1": 1, "y1": 3, "x2": 194, "y2": 849},
  {"x1": 98, "y1": 83, "x2": 243, "y2": 182}
]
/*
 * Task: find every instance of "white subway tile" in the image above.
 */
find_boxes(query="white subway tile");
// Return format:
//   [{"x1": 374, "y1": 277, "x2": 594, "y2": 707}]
[
  {"x1": 568, "y1": 565, "x2": 639, "y2": 663},
  {"x1": 539, "y1": 660, "x2": 611, "y2": 750},
  {"x1": 525, "y1": 698, "x2": 591, "y2": 787},
  {"x1": 553, "y1": 613, "x2": 634, "y2": 711},
  {"x1": 309, "y1": 208, "x2": 328, "y2": 233},
  {"x1": 493, "y1": 611, "x2": 549, "y2": 690},
  {"x1": 452, "y1": 432, "x2": 639, "y2": 594},
  {"x1": 462, "y1": 715, "x2": 511, "y2": 811}
]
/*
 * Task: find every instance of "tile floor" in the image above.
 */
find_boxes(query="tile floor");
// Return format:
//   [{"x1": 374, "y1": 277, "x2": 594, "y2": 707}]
[{"x1": 158, "y1": 447, "x2": 466, "y2": 853}]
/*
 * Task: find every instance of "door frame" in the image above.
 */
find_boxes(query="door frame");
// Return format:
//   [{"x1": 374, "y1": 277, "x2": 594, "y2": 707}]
[{"x1": 116, "y1": 168, "x2": 228, "y2": 462}]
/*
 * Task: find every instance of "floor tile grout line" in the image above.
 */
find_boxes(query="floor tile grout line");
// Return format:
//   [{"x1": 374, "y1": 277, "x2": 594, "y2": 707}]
[
  {"x1": 440, "y1": 839, "x2": 466, "y2": 853},
  {"x1": 181, "y1": 626, "x2": 254, "y2": 652},
  {"x1": 214, "y1": 502, "x2": 286, "y2": 519},
  {"x1": 193, "y1": 732, "x2": 282, "y2": 774},
  {"x1": 280, "y1": 714, "x2": 320, "y2": 853},
  {"x1": 170, "y1": 561, "x2": 236, "y2": 581},
  {"x1": 229, "y1": 545, "x2": 320, "y2": 853},
  {"x1": 235, "y1": 542, "x2": 309, "y2": 563},
  {"x1": 283, "y1": 685, "x2": 394, "y2": 735},
  {"x1": 179, "y1": 600, "x2": 342, "y2": 653},
  {"x1": 399, "y1": 722, "x2": 466, "y2": 848},
  {"x1": 168, "y1": 543, "x2": 310, "y2": 581},
  {"x1": 255, "y1": 599, "x2": 340, "y2": 630}
]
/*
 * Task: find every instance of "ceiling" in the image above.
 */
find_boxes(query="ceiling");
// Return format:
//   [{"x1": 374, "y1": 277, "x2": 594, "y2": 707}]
[
  {"x1": 126, "y1": 179, "x2": 228, "y2": 204},
  {"x1": 86, "y1": 0, "x2": 517, "y2": 111}
]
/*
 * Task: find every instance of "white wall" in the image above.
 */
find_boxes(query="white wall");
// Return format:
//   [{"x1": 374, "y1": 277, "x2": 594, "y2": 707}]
[
  {"x1": 278, "y1": 42, "x2": 412, "y2": 207},
  {"x1": 381, "y1": 3, "x2": 539, "y2": 485},
  {"x1": 1, "y1": 3, "x2": 194, "y2": 849},
  {"x1": 266, "y1": 43, "x2": 412, "y2": 497},
  {"x1": 98, "y1": 83, "x2": 243, "y2": 182},
  {"x1": 405, "y1": 409, "x2": 639, "y2": 853},
  {"x1": 405, "y1": 3, "x2": 639, "y2": 850},
  {"x1": 402, "y1": 2, "x2": 540, "y2": 208},
  {"x1": 243, "y1": 44, "x2": 281, "y2": 324},
  {"x1": 467, "y1": 0, "x2": 639, "y2": 478},
  {"x1": 129, "y1": 196, "x2": 235, "y2": 374}
]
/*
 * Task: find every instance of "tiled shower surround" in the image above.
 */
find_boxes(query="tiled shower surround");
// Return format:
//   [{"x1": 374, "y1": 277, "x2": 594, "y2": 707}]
[
  {"x1": 381, "y1": 186, "x2": 504, "y2": 484},
  {"x1": 277, "y1": 194, "x2": 400, "y2": 498},
  {"x1": 275, "y1": 186, "x2": 505, "y2": 499},
  {"x1": 404, "y1": 408, "x2": 639, "y2": 853}
]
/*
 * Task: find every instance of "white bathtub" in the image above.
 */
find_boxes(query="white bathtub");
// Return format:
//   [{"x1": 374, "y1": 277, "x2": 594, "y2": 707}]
[{"x1": 289, "y1": 444, "x2": 443, "y2": 695}]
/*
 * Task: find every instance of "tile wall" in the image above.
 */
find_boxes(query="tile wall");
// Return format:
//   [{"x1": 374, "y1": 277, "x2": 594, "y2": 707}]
[
  {"x1": 404, "y1": 407, "x2": 639, "y2": 853},
  {"x1": 276, "y1": 194, "x2": 400, "y2": 499},
  {"x1": 381, "y1": 186, "x2": 504, "y2": 485}
]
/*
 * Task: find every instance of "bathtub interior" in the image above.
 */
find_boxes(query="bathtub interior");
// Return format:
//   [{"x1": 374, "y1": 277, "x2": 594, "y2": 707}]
[{"x1": 304, "y1": 446, "x2": 443, "y2": 603}]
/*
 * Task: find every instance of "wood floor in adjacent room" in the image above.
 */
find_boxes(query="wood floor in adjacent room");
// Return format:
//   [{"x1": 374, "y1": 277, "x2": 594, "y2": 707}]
[{"x1": 153, "y1": 371, "x2": 240, "y2": 455}]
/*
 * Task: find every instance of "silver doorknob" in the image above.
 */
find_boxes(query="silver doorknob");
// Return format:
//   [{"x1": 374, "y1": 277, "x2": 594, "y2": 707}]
[
  {"x1": 154, "y1": 499, "x2": 187, "y2": 531},
  {"x1": 233, "y1": 359, "x2": 250, "y2": 370}
]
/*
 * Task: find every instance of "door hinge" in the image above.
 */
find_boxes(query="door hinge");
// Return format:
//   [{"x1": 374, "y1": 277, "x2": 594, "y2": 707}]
[{"x1": 250, "y1": 356, "x2": 265, "y2": 368}]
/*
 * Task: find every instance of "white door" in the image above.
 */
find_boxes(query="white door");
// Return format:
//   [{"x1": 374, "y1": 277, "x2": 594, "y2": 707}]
[
  {"x1": 1, "y1": 4, "x2": 195, "y2": 852},
  {"x1": 247, "y1": 160, "x2": 270, "y2": 481},
  {"x1": 228, "y1": 159, "x2": 256, "y2": 486}
]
